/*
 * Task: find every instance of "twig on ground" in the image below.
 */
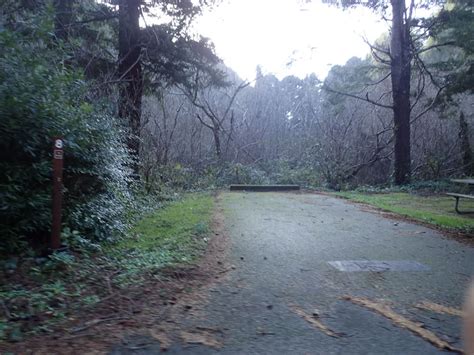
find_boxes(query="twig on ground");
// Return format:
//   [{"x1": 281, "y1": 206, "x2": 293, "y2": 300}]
[{"x1": 69, "y1": 316, "x2": 128, "y2": 333}]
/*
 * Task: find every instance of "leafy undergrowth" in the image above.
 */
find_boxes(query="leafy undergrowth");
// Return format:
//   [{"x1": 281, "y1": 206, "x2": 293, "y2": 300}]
[
  {"x1": 0, "y1": 193, "x2": 214, "y2": 343},
  {"x1": 335, "y1": 191, "x2": 474, "y2": 234}
]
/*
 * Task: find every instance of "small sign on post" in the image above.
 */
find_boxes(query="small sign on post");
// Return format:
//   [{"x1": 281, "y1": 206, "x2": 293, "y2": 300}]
[{"x1": 51, "y1": 137, "x2": 64, "y2": 250}]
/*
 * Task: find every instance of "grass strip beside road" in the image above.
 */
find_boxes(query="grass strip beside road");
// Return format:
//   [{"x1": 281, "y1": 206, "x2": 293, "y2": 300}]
[
  {"x1": 109, "y1": 193, "x2": 215, "y2": 281},
  {"x1": 334, "y1": 192, "x2": 474, "y2": 234}
]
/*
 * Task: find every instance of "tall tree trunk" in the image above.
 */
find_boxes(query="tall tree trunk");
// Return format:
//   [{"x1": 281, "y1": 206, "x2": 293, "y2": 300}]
[
  {"x1": 118, "y1": 0, "x2": 143, "y2": 177},
  {"x1": 459, "y1": 111, "x2": 474, "y2": 176},
  {"x1": 212, "y1": 124, "x2": 222, "y2": 161},
  {"x1": 390, "y1": 0, "x2": 412, "y2": 185}
]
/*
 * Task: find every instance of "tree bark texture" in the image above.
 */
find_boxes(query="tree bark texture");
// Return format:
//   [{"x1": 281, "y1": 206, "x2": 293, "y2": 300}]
[
  {"x1": 390, "y1": 0, "x2": 412, "y2": 185},
  {"x1": 118, "y1": 0, "x2": 143, "y2": 176},
  {"x1": 459, "y1": 111, "x2": 474, "y2": 176},
  {"x1": 212, "y1": 123, "x2": 222, "y2": 160}
]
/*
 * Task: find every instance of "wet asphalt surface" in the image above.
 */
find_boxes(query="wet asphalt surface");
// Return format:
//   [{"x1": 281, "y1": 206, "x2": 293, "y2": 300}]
[{"x1": 112, "y1": 192, "x2": 474, "y2": 354}]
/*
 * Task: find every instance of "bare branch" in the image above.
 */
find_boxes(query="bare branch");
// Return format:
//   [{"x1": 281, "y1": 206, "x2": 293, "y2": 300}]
[
  {"x1": 365, "y1": 72, "x2": 392, "y2": 87},
  {"x1": 416, "y1": 42, "x2": 456, "y2": 55},
  {"x1": 196, "y1": 114, "x2": 213, "y2": 130},
  {"x1": 411, "y1": 86, "x2": 445, "y2": 123},
  {"x1": 324, "y1": 86, "x2": 394, "y2": 110}
]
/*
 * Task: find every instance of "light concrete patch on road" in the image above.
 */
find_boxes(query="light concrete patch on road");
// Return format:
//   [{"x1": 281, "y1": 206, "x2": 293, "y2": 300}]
[{"x1": 328, "y1": 260, "x2": 430, "y2": 272}]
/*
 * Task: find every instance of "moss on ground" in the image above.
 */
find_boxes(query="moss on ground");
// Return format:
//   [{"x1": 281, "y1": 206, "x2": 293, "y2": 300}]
[{"x1": 335, "y1": 191, "x2": 474, "y2": 234}]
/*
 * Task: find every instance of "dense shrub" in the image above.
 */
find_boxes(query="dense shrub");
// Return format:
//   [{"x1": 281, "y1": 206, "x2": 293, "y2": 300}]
[
  {"x1": 262, "y1": 161, "x2": 322, "y2": 187},
  {"x1": 217, "y1": 163, "x2": 269, "y2": 185},
  {"x1": 0, "y1": 21, "x2": 132, "y2": 254}
]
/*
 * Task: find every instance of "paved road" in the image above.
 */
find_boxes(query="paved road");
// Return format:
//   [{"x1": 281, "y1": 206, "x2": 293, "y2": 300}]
[{"x1": 116, "y1": 192, "x2": 474, "y2": 354}]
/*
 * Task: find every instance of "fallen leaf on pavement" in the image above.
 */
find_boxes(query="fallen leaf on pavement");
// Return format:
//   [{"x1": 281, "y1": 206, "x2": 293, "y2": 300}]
[
  {"x1": 256, "y1": 326, "x2": 275, "y2": 336},
  {"x1": 180, "y1": 329, "x2": 222, "y2": 348},
  {"x1": 415, "y1": 301, "x2": 463, "y2": 317},
  {"x1": 150, "y1": 328, "x2": 173, "y2": 351},
  {"x1": 289, "y1": 305, "x2": 342, "y2": 338},
  {"x1": 342, "y1": 296, "x2": 462, "y2": 353}
]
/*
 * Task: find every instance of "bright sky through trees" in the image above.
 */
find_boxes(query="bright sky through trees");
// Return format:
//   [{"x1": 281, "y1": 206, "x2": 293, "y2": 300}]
[{"x1": 195, "y1": 0, "x2": 388, "y2": 80}]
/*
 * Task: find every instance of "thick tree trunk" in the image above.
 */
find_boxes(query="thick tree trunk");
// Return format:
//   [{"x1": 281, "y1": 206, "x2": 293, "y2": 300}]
[
  {"x1": 118, "y1": 0, "x2": 143, "y2": 176},
  {"x1": 212, "y1": 124, "x2": 222, "y2": 161},
  {"x1": 459, "y1": 111, "x2": 474, "y2": 176},
  {"x1": 390, "y1": 0, "x2": 412, "y2": 185}
]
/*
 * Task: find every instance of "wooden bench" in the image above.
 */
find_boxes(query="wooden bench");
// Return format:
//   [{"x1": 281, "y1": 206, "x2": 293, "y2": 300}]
[
  {"x1": 446, "y1": 192, "x2": 474, "y2": 214},
  {"x1": 229, "y1": 184, "x2": 300, "y2": 192}
]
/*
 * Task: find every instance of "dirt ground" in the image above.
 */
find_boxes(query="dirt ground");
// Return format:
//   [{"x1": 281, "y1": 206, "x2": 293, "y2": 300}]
[{"x1": 4, "y1": 192, "x2": 474, "y2": 354}]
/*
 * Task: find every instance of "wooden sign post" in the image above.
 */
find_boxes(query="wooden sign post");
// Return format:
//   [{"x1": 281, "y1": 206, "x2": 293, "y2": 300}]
[{"x1": 51, "y1": 137, "x2": 64, "y2": 250}]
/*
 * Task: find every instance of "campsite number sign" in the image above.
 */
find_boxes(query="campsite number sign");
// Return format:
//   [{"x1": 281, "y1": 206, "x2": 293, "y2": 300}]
[{"x1": 51, "y1": 138, "x2": 64, "y2": 250}]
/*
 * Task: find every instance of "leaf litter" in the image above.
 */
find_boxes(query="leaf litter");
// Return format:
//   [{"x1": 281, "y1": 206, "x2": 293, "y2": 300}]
[{"x1": 342, "y1": 296, "x2": 462, "y2": 353}]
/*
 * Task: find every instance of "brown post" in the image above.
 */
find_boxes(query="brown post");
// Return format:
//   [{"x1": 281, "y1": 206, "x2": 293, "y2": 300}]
[{"x1": 51, "y1": 137, "x2": 64, "y2": 250}]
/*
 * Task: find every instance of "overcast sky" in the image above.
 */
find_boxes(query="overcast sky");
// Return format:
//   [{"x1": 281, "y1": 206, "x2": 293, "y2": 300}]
[{"x1": 194, "y1": 0, "x2": 389, "y2": 81}]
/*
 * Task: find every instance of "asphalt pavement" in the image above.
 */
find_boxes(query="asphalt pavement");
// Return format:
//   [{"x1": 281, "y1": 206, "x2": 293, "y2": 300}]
[{"x1": 114, "y1": 192, "x2": 474, "y2": 354}]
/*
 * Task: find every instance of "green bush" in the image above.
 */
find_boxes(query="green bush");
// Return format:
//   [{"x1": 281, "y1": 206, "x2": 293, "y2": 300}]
[
  {"x1": 0, "y1": 19, "x2": 132, "y2": 254},
  {"x1": 217, "y1": 163, "x2": 270, "y2": 185},
  {"x1": 264, "y1": 161, "x2": 322, "y2": 187}
]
